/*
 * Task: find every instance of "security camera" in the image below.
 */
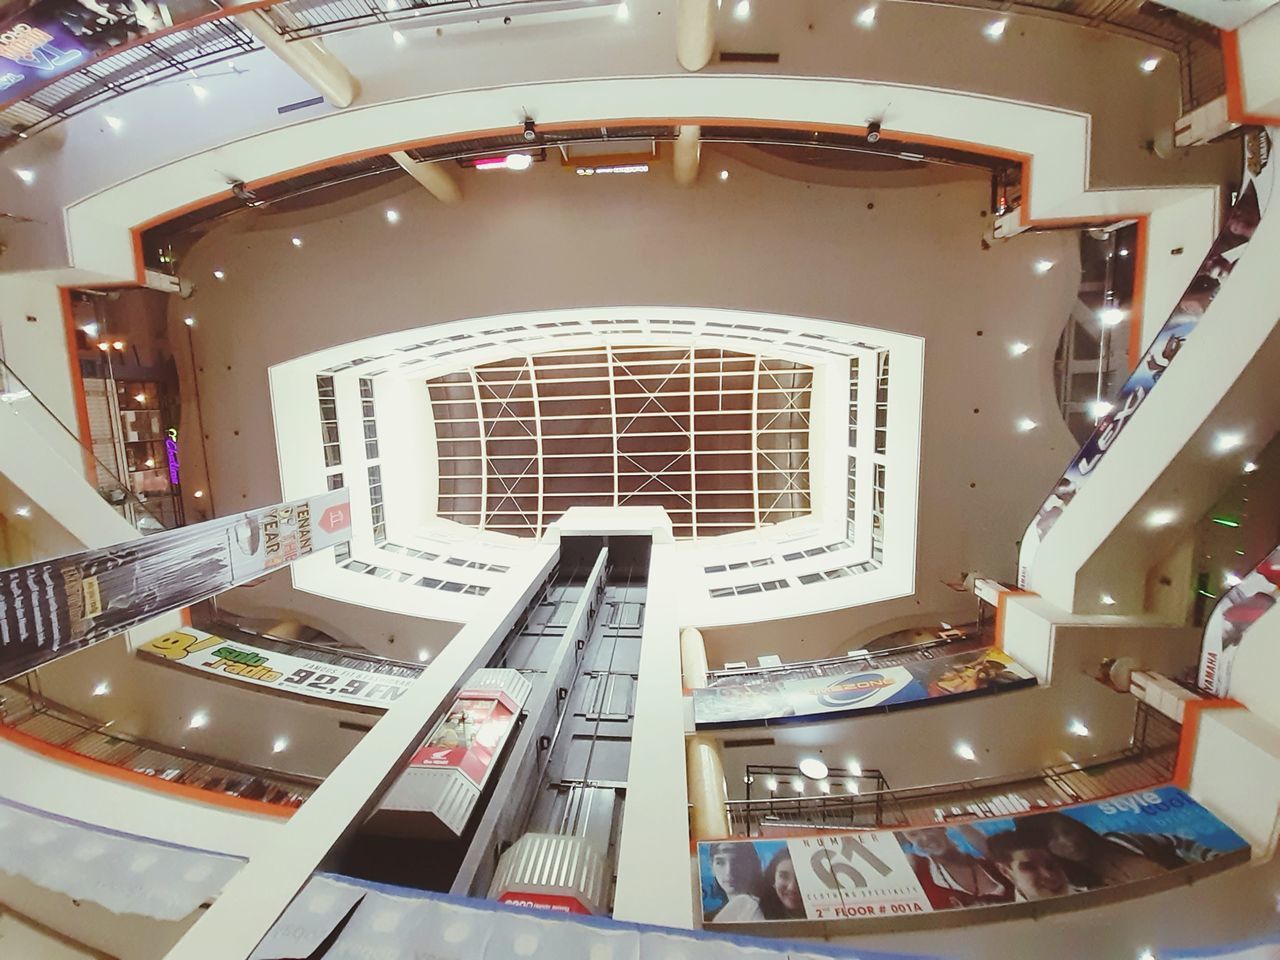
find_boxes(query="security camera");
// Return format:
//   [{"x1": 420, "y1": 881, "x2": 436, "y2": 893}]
[
  {"x1": 866, "y1": 120, "x2": 882, "y2": 144},
  {"x1": 522, "y1": 118, "x2": 538, "y2": 142}
]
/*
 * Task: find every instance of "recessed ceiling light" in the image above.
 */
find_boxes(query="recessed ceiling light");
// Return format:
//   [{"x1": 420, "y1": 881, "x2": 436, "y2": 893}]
[
  {"x1": 191, "y1": 83, "x2": 208, "y2": 100},
  {"x1": 194, "y1": 490, "x2": 205, "y2": 499},
  {"x1": 1147, "y1": 508, "x2": 1177, "y2": 528},
  {"x1": 144, "y1": 458, "x2": 155, "y2": 468},
  {"x1": 1089, "y1": 399, "x2": 1113, "y2": 419},
  {"x1": 955, "y1": 742, "x2": 977, "y2": 761},
  {"x1": 184, "y1": 317, "x2": 196, "y2": 327},
  {"x1": 92, "y1": 681, "x2": 111, "y2": 696},
  {"x1": 385, "y1": 209, "x2": 401, "y2": 224},
  {"x1": 213, "y1": 269, "x2": 225, "y2": 280},
  {"x1": 798, "y1": 757, "x2": 829, "y2": 780},
  {"x1": 1100, "y1": 593, "x2": 1116, "y2": 605},
  {"x1": 1140, "y1": 57, "x2": 1159, "y2": 73},
  {"x1": 1016, "y1": 417, "x2": 1038, "y2": 432},
  {"x1": 719, "y1": 170, "x2": 730, "y2": 182},
  {"x1": 112, "y1": 340, "x2": 125, "y2": 351},
  {"x1": 291, "y1": 236, "x2": 303, "y2": 247},
  {"x1": 616, "y1": 1, "x2": 629, "y2": 20},
  {"x1": 846, "y1": 759, "x2": 862, "y2": 777},
  {"x1": 1215, "y1": 431, "x2": 1245, "y2": 453},
  {"x1": 134, "y1": 393, "x2": 146, "y2": 403},
  {"x1": 1138, "y1": 950, "x2": 1157, "y2": 960},
  {"x1": 105, "y1": 115, "x2": 123, "y2": 131},
  {"x1": 1119, "y1": 247, "x2": 1130, "y2": 257},
  {"x1": 1224, "y1": 572, "x2": 1242, "y2": 587},
  {"x1": 1068, "y1": 719, "x2": 1090, "y2": 737},
  {"x1": 14, "y1": 506, "x2": 31, "y2": 518},
  {"x1": 272, "y1": 737, "x2": 289, "y2": 753},
  {"x1": 765, "y1": 777, "x2": 778, "y2": 792},
  {"x1": 733, "y1": 0, "x2": 750, "y2": 20},
  {"x1": 791, "y1": 777, "x2": 804, "y2": 793},
  {"x1": 1033, "y1": 258, "x2": 1054, "y2": 274},
  {"x1": 1009, "y1": 341, "x2": 1030, "y2": 356},
  {"x1": 818, "y1": 780, "x2": 831, "y2": 794},
  {"x1": 983, "y1": 17, "x2": 1007, "y2": 39},
  {"x1": 844, "y1": 778, "x2": 860, "y2": 794},
  {"x1": 393, "y1": 29, "x2": 406, "y2": 45},
  {"x1": 14, "y1": 168, "x2": 34, "y2": 185},
  {"x1": 417, "y1": 649, "x2": 431, "y2": 662},
  {"x1": 1099, "y1": 307, "x2": 1125, "y2": 327},
  {"x1": 1244, "y1": 461, "x2": 1259, "y2": 474},
  {"x1": 188, "y1": 711, "x2": 209, "y2": 729},
  {"x1": 855, "y1": 5, "x2": 876, "y2": 27}
]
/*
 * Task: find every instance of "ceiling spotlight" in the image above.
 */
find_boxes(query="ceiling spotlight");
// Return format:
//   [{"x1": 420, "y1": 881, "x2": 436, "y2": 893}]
[
  {"x1": 616, "y1": 1, "x2": 629, "y2": 20},
  {"x1": 134, "y1": 393, "x2": 146, "y2": 403},
  {"x1": 385, "y1": 209, "x2": 401, "y2": 224},
  {"x1": 188, "y1": 711, "x2": 209, "y2": 729},
  {"x1": 1099, "y1": 307, "x2": 1125, "y2": 327},
  {"x1": 14, "y1": 168, "x2": 34, "y2": 185},
  {"x1": 14, "y1": 506, "x2": 31, "y2": 518},
  {"x1": 1009, "y1": 341, "x2": 1030, "y2": 357},
  {"x1": 1089, "y1": 400, "x2": 1114, "y2": 420},
  {"x1": 983, "y1": 17, "x2": 1008, "y2": 39},
  {"x1": 92, "y1": 681, "x2": 110, "y2": 697},
  {"x1": 1016, "y1": 417, "x2": 1038, "y2": 432},
  {"x1": 191, "y1": 83, "x2": 208, "y2": 100},
  {"x1": 844, "y1": 779, "x2": 860, "y2": 794},
  {"x1": 213, "y1": 269, "x2": 225, "y2": 280},
  {"x1": 1100, "y1": 593, "x2": 1116, "y2": 606},
  {"x1": 1033, "y1": 258, "x2": 1055, "y2": 274},
  {"x1": 791, "y1": 777, "x2": 804, "y2": 793},
  {"x1": 98, "y1": 343, "x2": 110, "y2": 352},
  {"x1": 733, "y1": 0, "x2": 750, "y2": 20},
  {"x1": 846, "y1": 760, "x2": 863, "y2": 776},
  {"x1": 1147, "y1": 508, "x2": 1177, "y2": 528},
  {"x1": 272, "y1": 737, "x2": 289, "y2": 753},
  {"x1": 955, "y1": 742, "x2": 977, "y2": 761},
  {"x1": 1224, "y1": 572, "x2": 1242, "y2": 587},
  {"x1": 866, "y1": 120, "x2": 882, "y2": 143},
  {"x1": 105, "y1": 115, "x2": 123, "y2": 131},
  {"x1": 1068, "y1": 719, "x2": 1090, "y2": 737},
  {"x1": 184, "y1": 317, "x2": 195, "y2": 327},
  {"x1": 765, "y1": 777, "x2": 778, "y2": 792},
  {"x1": 417, "y1": 649, "x2": 431, "y2": 663},
  {"x1": 193, "y1": 490, "x2": 205, "y2": 499},
  {"x1": 505, "y1": 152, "x2": 534, "y2": 171},
  {"x1": 144, "y1": 458, "x2": 155, "y2": 468},
  {"x1": 1244, "y1": 461, "x2": 1259, "y2": 474},
  {"x1": 112, "y1": 340, "x2": 125, "y2": 351},
  {"x1": 1140, "y1": 57, "x2": 1160, "y2": 73},
  {"x1": 291, "y1": 236, "x2": 303, "y2": 248},
  {"x1": 1138, "y1": 951, "x2": 1157, "y2": 960},
  {"x1": 1119, "y1": 247, "x2": 1130, "y2": 257},
  {"x1": 855, "y1": 5, "x2": 876, "y2": 27},
  {"x1": 1215, "y1": 432, "x2": 1245, "y2": 454},
  {"x1": 719, "y1": 169, "x2": 729, "y2": 182},
  {"x1": 798, "y1": 757, "x2": 829, "y2": 780},
  {"x1": 818, "y1": 780, "x2": 831, "y2": 794},
  {"x1": 392, "y1": 29, "x2": 406, "y2": 45}
]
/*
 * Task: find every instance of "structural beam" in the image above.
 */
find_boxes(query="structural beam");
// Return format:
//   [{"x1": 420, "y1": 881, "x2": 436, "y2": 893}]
[
  {"x1": 673, "y1": 124, "x2": 701, "y2": 187},
  {"x1": 391, "y1": 151, "x2": 463, "y2": 204},
  {"x1": 234, "y1": 10, "x2": 360, "y2": 108},
  {"x1": 676, "y1": 0, "x2": 716, "y2": 71}
]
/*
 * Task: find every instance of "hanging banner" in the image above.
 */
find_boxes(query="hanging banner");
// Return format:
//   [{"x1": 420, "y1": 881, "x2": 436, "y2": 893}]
[
  {"x1": 1018, "y1": 135, "x2": 1275, "y2": 588},
  {"x1": 409, "y1": 688, "x2": 520, "y2": 789},
  {"x1": 138, "y1": 628, "x2": 414, "y2": 708},
  {"x1": 693, "y1": 644, "x2": 1034, "y2": 728},
  {"x1": 1198, "y1": 544, "x2": 1280, "y2": 696},
  {"x1": 699, "y1": 786, "x2": 1247, "y2": 925},
  {"x1": 0, "y1": 489, "x2": 351, "y2": 683}
]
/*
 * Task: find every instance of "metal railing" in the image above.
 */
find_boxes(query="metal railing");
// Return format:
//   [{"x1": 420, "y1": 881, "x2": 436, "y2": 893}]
[
  {"x1": 0, "y1": 678, "x2": 320, "y2": 808},
  {"x1": 259, "y1": 0, "x2": 602, "y2": 39},
  {"x1": 725, "y1": 704, "x2": 1179, "y2": 837},
  {"x1": 0, "y1": 355, "x2": 175, "y2": 534}
]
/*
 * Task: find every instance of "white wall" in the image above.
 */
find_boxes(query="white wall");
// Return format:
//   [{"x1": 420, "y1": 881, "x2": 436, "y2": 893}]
[
  {"x1": 1239, "y1": 11, "x2": 1280, "y2": 120},
  {"x1": 0, "y1": 908, "x2": 105, "y2": 960}
]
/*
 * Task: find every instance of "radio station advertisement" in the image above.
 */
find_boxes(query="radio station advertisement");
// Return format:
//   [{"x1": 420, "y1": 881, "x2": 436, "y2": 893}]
[
  {"x1": 138, "y1": 628, "x2": 414, "y2": 708},
  {"x1": 1018, "y1": 132, "x2": 1275, "y2": 588},
  {"x1": 0, "y1": 490, "x2": 351, "y2": 683},
  {"x1": 0, "y1": 0, "x2": 244, "y2": 107},
  {"x1": 1199, "y1": 544, "x2": 1280, "y2": 696},
  {"x1": 409, "y1": 689, "x2": 520, "y2": 790},
  {"x1": 699, "y1": 786, "x2": 1248, "y2": 925},
  {"x1": 693, "y1": 645, "x2": 1035, "y2": 728}
]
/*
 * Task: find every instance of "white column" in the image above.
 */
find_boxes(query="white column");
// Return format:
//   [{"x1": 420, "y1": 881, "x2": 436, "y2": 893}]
[
  {"x1": 680, "y1": 626, "x2": 709, "y2": 688},
  {"x1": 391, "y1": 152, "x2": 462, "y2": 204},
  {"x1": 234, "y1": 11, "x2": 360, "y2": 108},
  {"x1": 686, "y1": 734, "x2": 730, "y2": 841},
  {"x1": 673, "y1": 125, "x2": 701, "y2": 187},
  {"x1": 675, "y1": 0, "x2": 716, "y2": 72}
]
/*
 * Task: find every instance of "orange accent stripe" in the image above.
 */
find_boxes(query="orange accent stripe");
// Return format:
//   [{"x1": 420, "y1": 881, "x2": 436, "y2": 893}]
[
  {"x1": 1221, "y1": 29, "x2": 1280, "y2": 126},
  {"x1": 1173, "y1": 697, "x2": 1245, "y2": 789},
  {"x1": 0, "y1": 723, "x2": 296, "y2": 819},
  {"x1": 57, "y1": 287, "x2": 95, "y2": 482},
  {"x1": 993, "y1": 588, "x2": 1035, "y2": 651}
]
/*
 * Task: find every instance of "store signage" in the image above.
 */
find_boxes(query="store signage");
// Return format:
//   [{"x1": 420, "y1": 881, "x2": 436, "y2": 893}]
[
  {"x1": 1018, "y1": 144, "x2": 1275, "y2": 588},
  {"x1": 0, "y1": 489, "x2": 351, "y2": 682},
  {"x1": 496, "y1": 892, "x2": 593, "y2": 915},
  {"x1": 410, "y1": 687, "x2": 521, "y2": 789},
  {"x1": 165, "y1": 428, "x2": 180, "y2": 485},
  {"x1": 138, "y1": 628, "x2": 414, "y2": 708},
  {"x1": 699, "y1": 786, "x2": 1247, "y2": 925},
  {"x1": 1199, "y1": 543, "x2": 1280, "y2": 696},
  {"x1": 692, "y1": 645, "x2": 1034, "y2": 728}
]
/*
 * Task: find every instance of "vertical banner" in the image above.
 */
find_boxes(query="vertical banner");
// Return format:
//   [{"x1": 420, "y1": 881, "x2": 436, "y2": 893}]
[
  {"x1": 1198, "y1": 544, "x2": 1280, "y2": 696},
  {"x1": 1018, "y1": 135, "x2": 1275, "y2": 587},
  {"x1": 0, "y1": 489, "x2": 351, "y2": 683}
]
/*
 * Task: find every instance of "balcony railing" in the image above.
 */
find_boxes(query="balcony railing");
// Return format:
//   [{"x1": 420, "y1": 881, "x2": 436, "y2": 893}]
[
  {"x1": 0, "y1": 678, "x2": 320, "y2": 810},
  {"x1": 725, "y1": 703, "x2": 1179, "y2": 837}
]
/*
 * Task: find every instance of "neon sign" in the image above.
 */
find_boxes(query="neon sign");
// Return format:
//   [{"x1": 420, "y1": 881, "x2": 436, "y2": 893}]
[{"x1": 165, "y1": 428, "x2": 180, "y2": 486}]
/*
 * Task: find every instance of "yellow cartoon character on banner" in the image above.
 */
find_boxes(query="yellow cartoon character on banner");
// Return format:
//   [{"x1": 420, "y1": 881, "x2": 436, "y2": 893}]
[{"x1": 140, "y1": 630, "x2": 222, "y2": 662}]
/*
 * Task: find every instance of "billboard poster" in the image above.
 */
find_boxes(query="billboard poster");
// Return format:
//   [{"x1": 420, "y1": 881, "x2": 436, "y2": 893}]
[
  {"x1": 692, "y1": 645, "x2": 1034, "y2": 728},
  {"x1": 1198, "y1": 544, "x2": 1280, "y2": 696},
  {"x1": 0, "y1": 489, "x2": 351, "y2": 683},
  {"x1": 1018, "y1": 135, "x2": 1275, "y2": 588},
  {"x1": 138, "y1": 628, "x2": 414, "y2": 708},
  {"x1": 0, "y1": 0, "x2": 231, "y2": 107},
  {"x1": 410, "y1": 689, "x2": 520, "y2": 789},
  {"x1": 699, "y1": 786, "x2": 1248, "y2": 925}
]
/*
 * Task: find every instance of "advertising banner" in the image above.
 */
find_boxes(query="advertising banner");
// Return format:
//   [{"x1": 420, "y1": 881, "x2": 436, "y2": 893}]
[
  {"x1": 0, "y1": 0, "x2": 234, "y2": 107},
  {"x1": 699, "y1": 786, "x2": 1248, "y2": 925},
  {"x1": 410, "y1": 688, "x2": 520, "y2": 789},
  {"x1": 0, "y1": 490, "x2": 351, "y2": 683},
  {"x1": 138, "y1": 628, "x2": 414, "y2": 709},
  {"x1": 1198, "y1": 544, "x2": 1280, "y2": 696},
  {"x1": 1018, "y1": 135, "x2": 1275, "y2": 588},
  {"x1": 693, "y1": 645, "x2": 1034, "y2": 728}
]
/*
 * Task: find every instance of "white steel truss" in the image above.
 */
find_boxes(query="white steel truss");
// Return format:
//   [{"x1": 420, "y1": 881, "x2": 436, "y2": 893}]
[{"x1": 426, "y1": 346, "x2": 813, "y2": 539}]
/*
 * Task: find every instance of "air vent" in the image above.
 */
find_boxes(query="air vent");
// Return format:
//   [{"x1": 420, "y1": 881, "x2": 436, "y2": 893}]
[
  {"x1": 719, "y1": 51, "x2": 781, "y2": 63},
  {"x1": 339, "y1": 719, "x2": 375, "y2": 733},
  {"x1": 722, "y1": 737, "x2": 776, "y2": 749}
]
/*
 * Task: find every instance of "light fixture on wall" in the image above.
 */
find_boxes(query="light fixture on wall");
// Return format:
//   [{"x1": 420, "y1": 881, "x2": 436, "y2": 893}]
[
  {"x1": 844, "y1": 779, "x2": 860, "y2": 794},
  {"x1": 765, "y1": 777, "x2": 778, "y2": 792},
  {"x1": 791, "y1": 777, "x2": 804, "y2": 793},
  {"x1": 798, "y1": 757, "x2": 829, "y2": 780},
  {"x1": 846, "y1": 759, "x2": 863, "y2": 777}
]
